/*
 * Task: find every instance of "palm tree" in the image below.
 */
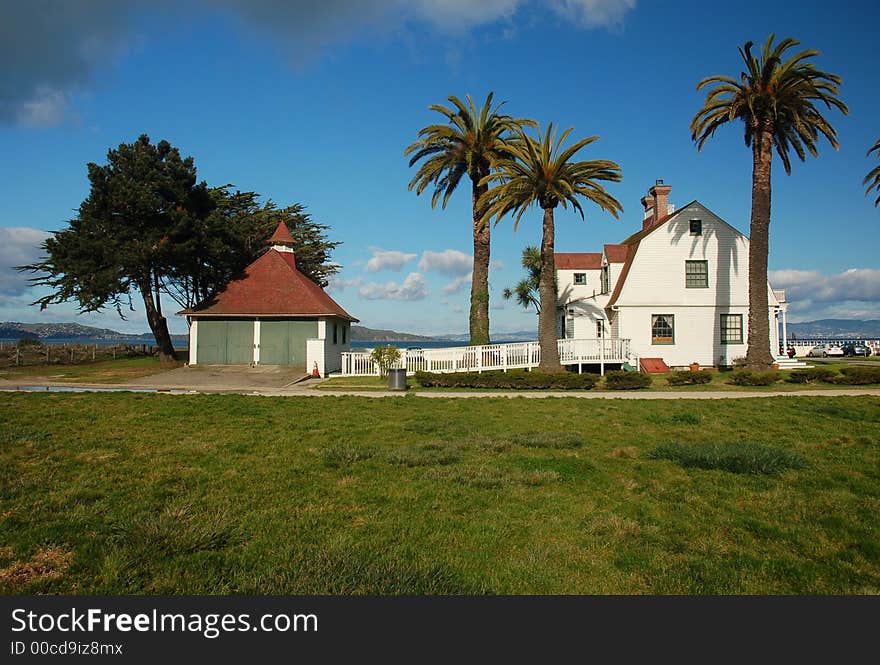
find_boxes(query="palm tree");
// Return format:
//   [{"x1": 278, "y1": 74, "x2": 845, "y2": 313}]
[
  {"x1": 480, "y1": 124, "x2": 622, "y2": 371},
  {"x1": 691, "y1": 35, "x2": 847, "y2": 369},
  {"x1": 503, "y1": 246, "x2": 541, "y2": 314},
  {"x1": 864, "y1": 139, "x2": 880, "y2": 206},
  {"x1": 405, "y1": 93, "x2": 534, "y2": 346}
]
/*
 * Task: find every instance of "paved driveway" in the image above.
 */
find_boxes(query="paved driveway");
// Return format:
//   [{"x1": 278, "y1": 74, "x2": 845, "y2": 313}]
[{"x1": 129, "y1": 365, "x2": 310, "y2": 391}]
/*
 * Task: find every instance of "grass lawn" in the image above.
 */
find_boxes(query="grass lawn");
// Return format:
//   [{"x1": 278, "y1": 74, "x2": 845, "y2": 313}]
[
  {"x1": 1, "y1": 392, "x2": 878, "y2": 594},
  {"x1": 0, "y1": 357, "x2": 169, "y2": 384}
]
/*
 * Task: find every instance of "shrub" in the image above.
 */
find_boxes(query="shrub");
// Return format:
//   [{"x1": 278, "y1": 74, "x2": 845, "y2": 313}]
[
  {"x1": 604, "y1": 370, "x2": 652, "y2": 390},
  {"x1": 648, "y1": 441, "x2": 806, "y2": 475},
  {"x1": 832, "y1": 366, "x2": 880, "y2": 385},
  {"x1": 369, "y1": 345, "x2": 401, "y2": 377},
  {"x1": 666, "y1": 370, "x2": 713, "y2": 386},
  {"x1": 412, "y1": 370, "x2": 599, "y2": 390},
  {"x1": 17, "y1": 337, "x2": 42, "y2": 348},
  {"x1": 732, "y1": 356, "x2": 748, "y2": 368},
  {"x1": 726, "y1": 370, "x2": 781, "y2": 386},
  {"x1": 786, "y1": 367, "x2": 838, "y2": 384}
]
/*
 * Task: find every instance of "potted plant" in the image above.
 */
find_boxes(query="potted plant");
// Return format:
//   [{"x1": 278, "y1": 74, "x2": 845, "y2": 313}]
[{"x1": 689, "y1": 361, "x2": 700, "y2": 372}]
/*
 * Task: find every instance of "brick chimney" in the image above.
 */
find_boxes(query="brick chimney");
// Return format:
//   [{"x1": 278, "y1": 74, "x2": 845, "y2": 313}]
[
  {"x1": 641, "y1": 194, "x2": 655, "y2": 230},
  {"x1": 642, "y1": 179, "x2": 672, "y2": 230}
]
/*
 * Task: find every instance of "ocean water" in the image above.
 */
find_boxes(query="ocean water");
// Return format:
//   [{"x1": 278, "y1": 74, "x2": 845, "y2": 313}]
[{"x1": 0, "y1": 337, "x2": 189, "y2": 349}]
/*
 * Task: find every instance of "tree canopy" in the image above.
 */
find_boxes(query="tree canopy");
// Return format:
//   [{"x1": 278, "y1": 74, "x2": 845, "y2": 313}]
[{"x1": 20, "y1": 134, "x2": 340, "y2": 361}]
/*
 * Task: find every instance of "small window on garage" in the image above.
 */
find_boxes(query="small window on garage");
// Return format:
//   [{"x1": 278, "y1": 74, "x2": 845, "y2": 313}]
[
  {"x1": 690, "y1": 219, "x2": 702, "y2": 235},
  {"x1": 574, "y1": 273, "x2": 586, "y2": 285}
]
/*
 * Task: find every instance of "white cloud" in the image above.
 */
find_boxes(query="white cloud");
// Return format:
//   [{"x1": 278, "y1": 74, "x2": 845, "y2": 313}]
[
  {"x1": 550, "y1": 0, "x2": 637, "y2": 28},
  {"x1": 0, "y1": 227, "x2": 51, "y2": 297},
  {"x1": 451, "y1": 304, "x2": 463, "y2": 313},
  {"x1": 770, "y1": 268, "x2": 880, "y2": 321},
  {"x1": 365, "y1": 248, "x2": 417, "y2": 272},
  {"x1": 490, "y1": 259, "x2": 504, "y2": 271},
  {"x1": 442, "y1": 273, "x2": 472, "y2": 295},
  {"x1": 325, "y1": 276, "x2": 364, "y2": 293},
  {"x1": 418, "y1": 249, "x2": 472, "y2": 276},
  {"x1": 359, "y1": 272, "x2": 428, "y2": 301},
  {"x1": 770, "y1": 268, "x2": 880, "y2": 304}
]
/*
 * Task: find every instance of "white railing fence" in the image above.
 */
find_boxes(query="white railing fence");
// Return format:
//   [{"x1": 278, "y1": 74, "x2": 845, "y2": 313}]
[{"x1": 340, "y1": 338, "x2": 634, "y2": 376}]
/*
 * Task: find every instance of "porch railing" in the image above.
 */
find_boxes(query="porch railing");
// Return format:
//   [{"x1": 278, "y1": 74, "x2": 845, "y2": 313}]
[{"x1": 340, "y1": 338, "x2": 634, "y2": 376}]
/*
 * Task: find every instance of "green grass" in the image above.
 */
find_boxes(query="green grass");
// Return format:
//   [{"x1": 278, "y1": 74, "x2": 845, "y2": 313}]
[
  {"x1": 648, "y1": 441, "x2": 807, "y2": 475},
  {"x1": 1, "y1": 393, "x2": 879, "y2": 594},
  {"x1": 0, "y1": 357, "x2": 168, "y2": 383}
]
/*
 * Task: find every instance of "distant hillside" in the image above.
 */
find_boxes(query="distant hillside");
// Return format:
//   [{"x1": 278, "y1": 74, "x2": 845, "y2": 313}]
[
  {"x1": 350, "y1": 325, "x2": 434, "y2": 342},
  {"x1": 0, "y1": 321, "x2": 186, "y2": 340},
  {"x1": 787, "y1": 319, "x2": 880, "y2": 339},
  {"x1": 434, "y1": 330, "x2": 536, "y2": 342}
]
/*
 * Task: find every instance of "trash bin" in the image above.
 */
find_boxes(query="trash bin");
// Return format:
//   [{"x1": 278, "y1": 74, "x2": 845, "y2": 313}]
[{"x1": 387, "y1": 368, "x2": 408, "y2": 391}]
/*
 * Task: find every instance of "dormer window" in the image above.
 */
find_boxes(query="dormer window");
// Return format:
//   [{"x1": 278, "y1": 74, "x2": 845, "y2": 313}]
[
  {"x1": 573, "y1": 273, "x2": 586, "y2": 285},
  {"x1": 689, "y1": 219, "x2": 702, "y2": 236}
]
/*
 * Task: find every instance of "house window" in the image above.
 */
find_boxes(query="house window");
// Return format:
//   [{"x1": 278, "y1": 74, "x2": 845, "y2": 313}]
[
  {"x1": 574, "y1": 273, "x2": 586, "y2": 285},
  {"x1": 651, "y1": 314, "x2": 674, "y2": 345},
  {"x1": 685, "y1": 260, "x2": 708, "y2": 288},
  {"x1": 601, "y1": 266, "x2": 610, "y2": 294},
  {"x1": 342, "y1": 325, "x2": 347, "y2": 344},
  {"x1": 565, "y1": 309, "x2": 575, "y2": 339},
  {"x1": 333, "y1": 323, "x2": 338, "y2": 344},
  {"x1": 596, "y1": 320, "x2": 604, "y2": 338},
  {"x1": 690, "y1": 219, "x2": 702, "y2": 236},
  {"x1": 721, "y1": 314, "x2": 743, "y2": 344}
]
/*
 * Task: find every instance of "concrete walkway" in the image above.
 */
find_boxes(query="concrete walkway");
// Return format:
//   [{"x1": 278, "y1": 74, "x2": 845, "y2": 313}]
[{"x1": 2, "y1": 374, "x2": 879, "y2": 400}]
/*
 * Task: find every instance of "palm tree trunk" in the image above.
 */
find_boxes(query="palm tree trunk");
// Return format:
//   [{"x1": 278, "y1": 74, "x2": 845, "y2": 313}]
[
  {"x1": 746, "y1": 124, "x2": 775, "y2": 369},
  {"x1": 538, "y1": 206, "x2": 562, "y2": 371},
  {"x1": 470, "y1": 178, "x2": 491, "y2": 346}
]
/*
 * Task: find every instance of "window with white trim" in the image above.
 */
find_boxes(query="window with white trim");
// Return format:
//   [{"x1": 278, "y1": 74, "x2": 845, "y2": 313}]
[
  {"x1": 574, "y1": 273, "x2": 586, "y2": 285},
  {"x1": 720, "y1": 314, "x2": 743, "y2": 344},
  {"x1": 685, "y1": 260, "x2": 708, "y2": 288},
  {"x1": 651, "y1": 314, "x2": 674, "y2": 345}
]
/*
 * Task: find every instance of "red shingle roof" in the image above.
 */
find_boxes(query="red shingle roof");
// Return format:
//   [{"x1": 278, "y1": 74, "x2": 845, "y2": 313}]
[
  {"x1": 179, "y1": 249, "x2": 358, "y2": 321},
  {"x1": 555, "y1": 252, "x2": 602, "y2": 270},
  {"x1": 268, "y1": 221, "x2": 295, "y2": 245},
  {"x1": 603, "y1": 244, "x2": 628, "y2": 263}
]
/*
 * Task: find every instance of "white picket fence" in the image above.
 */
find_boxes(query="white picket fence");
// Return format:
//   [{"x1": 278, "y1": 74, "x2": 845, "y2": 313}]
[{"x1": 340, "y1": 338, "x2": 634, "y2": 376}]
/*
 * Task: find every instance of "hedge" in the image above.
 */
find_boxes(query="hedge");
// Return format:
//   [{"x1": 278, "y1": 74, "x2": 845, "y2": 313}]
[
  {"x1": 666, "y1": 370, "x2": 713, "y2": 386},
  {"x1": 785, "y1": 367, "x2": 838, "y2": 384},
  {"x1": 413, "y1": 370, "x2": 599, "y2": 390},
  {"x1": 604, "y1": 370, "x2": 652, "y2": 390},
  {"x1": 832, "y1": 366, "x2": 880, "y2": 385},
  {"x1": 726, "y1": 370, "x2": 781, "y2": 386}
]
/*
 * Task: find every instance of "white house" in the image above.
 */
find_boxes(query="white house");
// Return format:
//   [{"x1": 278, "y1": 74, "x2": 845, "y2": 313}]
[
  {"x1": 179, "y1": 221, "x2": 358, "y2": 376},
  {"x1": 556, "y1": 180, "x2": 787, "y2": 370}
]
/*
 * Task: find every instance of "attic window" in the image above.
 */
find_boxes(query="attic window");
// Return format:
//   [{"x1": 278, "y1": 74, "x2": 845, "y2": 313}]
[
  {"x1": 574, "y1": 273, "x2": 586, "y2": 285},
  {"x1": 689, "y1": 219, "x2": 702, "y2": 236}
]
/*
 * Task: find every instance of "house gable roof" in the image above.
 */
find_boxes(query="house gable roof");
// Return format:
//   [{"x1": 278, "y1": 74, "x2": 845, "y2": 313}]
[
  {"x1": 555, "y1": 252, "x2": 602, "y2": 270},
  {"x1": 603, "y1": 244, "x2": 628, "y2": 263},
  {"x1": 179, "y1": 248, "x2": 358, "y2": 321},
  {"x1": 606, "y1": 200, "x2": 749, "y2": 308},
  {"x1": 605, "y1": 206, "x2": 687, "y2": 308}
]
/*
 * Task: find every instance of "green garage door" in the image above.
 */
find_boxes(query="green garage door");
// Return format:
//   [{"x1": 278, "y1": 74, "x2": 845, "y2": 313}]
[
  {"x1": 197, "y1": 320, "x2": 254, "y2": 364},
  {"x1": 260, "y1": 320, "x2": 318, "y2": 368}
]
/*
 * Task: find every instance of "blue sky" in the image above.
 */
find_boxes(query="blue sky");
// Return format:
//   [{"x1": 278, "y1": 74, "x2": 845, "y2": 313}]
[{"x1": 1, "y1": 0, "x2": 878, "y2": 336}]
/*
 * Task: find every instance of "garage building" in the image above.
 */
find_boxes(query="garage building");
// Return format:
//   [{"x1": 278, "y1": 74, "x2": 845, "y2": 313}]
[{"x1": 179, "y1": 222, "x2": 358, "y2": 375}]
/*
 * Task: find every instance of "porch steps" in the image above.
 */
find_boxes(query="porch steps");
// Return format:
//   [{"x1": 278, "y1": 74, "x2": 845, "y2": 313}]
[
  {"x1": 640, "y1": 358, "x2": 671, "y2": 374},
  {"x1": 774, "y1": 356, "x2": 812, "y2": 370}
]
